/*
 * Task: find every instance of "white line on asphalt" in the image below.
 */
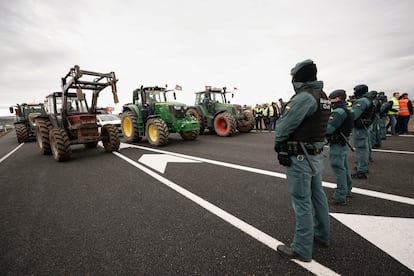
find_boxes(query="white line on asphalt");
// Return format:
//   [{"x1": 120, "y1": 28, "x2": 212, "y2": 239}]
[
  {"x1": 0, "y1": 143, "x2": 24, "y2": 163},
  {"x1": 113, "y1": 151, "x2": 340, "y2": 276},
  {"x1": 372, "y1": 148, "x2": 414, "y2": 155},
  {"x1": 119, "y1": 143, "x2": 414, "y2": 206}
]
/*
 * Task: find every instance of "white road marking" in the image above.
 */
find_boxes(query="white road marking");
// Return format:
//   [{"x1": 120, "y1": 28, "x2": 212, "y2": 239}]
[
  {"x1": 113, "y1": 151, "x2": 340, "y2": 276},
  {"x1": 119, "y1": 143, "x2": 414, "y2": 206},
  {"x1": 138, "y1": 154, "x2": 201, "y2": 173},
  {"x1": 0, "y1": 143, "x2": 24, "y2": 163},
  {"x1": 331, "y1": 213, "x2": 414, "y2": 272},
  {"x1": 372, "y1": 148, "x2": 414, "y2": 155}
]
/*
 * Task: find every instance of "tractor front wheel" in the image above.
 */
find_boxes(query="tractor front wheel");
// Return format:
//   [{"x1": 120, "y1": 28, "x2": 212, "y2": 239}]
[
  {"x1": 146, "y1": 118, "x2": 169, "y2": 146},
  {"x1": 180, "y1": 130, "x2": 198, "y2": 141},
  {"x1": 237, "y1": 112, "x2": 255, "y2": 133},
  {"x1": 35, "y1": 118, "x2": 52, "y2": 155},
  {"x1": 214, "y1": 112, "x2": 237, "y2": 137},
  {"x1": 102, "y1": 124, "x2": 120, "y2": 152},
  {"x1": 187, "y1": 108, "x2": 204, "y2": 135},
  {"x1": 49, "y1": 128, "x2": 71, "y2": 162}
]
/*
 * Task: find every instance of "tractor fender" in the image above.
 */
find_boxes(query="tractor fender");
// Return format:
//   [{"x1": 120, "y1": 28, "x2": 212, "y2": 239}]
[
  {"x1": 213, "y1": 110, "x2": 228, "y2": 120},
  {"x1": 122, "y1": 104, "x2": 141, "y2": 118},
  {"x1": 187, "y1": 106, "x2": 204, "y2": 116}
]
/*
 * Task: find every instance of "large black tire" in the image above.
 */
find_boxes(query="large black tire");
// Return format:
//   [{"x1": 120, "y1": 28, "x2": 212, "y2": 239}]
[
  {"x1": 35, "y1": 118, "x2": 52, "y2": 155},
  {"x1": 101, "y1": 124, "x2": 120, "y2": 152},
  {"x1": 146, "y1": 118, "x2": 169, "y2": 146},
  {"x1": 237, "y1": 112, "x2": 255, "y2": 133},
  {"x1": 214, "y1": 112, "x2": 237, "y2": 137},
  {"x1": 121, "y1": 111, "x2": 141, "y2": 142},
  {"x1": 49, "y1": 128, "x2": 71, "y2": 162},
  {"x1": 180, "y1": 130, "x2": 198, "y2": 141},
  {"x1": 187, "y1": 108, "x2": 205, "y2": 135},
  {"x1": 15, "y1": 124, "x2": 29, "y2": 143}
]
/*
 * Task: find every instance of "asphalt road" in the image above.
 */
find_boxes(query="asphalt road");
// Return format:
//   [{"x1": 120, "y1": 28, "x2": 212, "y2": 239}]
[{"x1": 0, "y1": 130, "x2": 413, "y2": 275}]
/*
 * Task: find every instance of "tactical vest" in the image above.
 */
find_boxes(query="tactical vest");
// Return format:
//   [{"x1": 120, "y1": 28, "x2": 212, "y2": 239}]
[
  {"x1": 355, "y1": 97, "x2": 375, "y2": 129},
  {"x1": 337, "y1": 107, "x2": 354, "y2": 136},
  {"x1": 289, "y1": 90, "x2": 331, "y2": 142}
]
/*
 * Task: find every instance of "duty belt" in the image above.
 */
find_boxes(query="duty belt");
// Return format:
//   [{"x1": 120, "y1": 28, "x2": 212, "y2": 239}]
[{"x1": 287, "y1": 141, "x2": 323, "y2": 155}]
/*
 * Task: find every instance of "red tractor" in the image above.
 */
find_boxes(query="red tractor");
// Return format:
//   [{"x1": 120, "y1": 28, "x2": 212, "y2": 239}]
[{"x1": 35, "y1": 65, "x2": 120, "y2": 162}]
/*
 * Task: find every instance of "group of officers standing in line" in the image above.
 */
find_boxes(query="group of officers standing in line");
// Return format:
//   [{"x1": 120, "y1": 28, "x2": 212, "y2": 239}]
[{"x1": 271, "y1": 58, "x2": 411, "y2": 263}]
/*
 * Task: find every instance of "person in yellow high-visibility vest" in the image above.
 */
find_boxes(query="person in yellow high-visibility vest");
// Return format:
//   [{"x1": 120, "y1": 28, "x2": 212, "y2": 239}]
[
  {"x1": 253, "y1": 104, "x2": 263, "y2": 131},
  {"x1": 386, "y1": 92, "x2": 400, "y2": 135}
]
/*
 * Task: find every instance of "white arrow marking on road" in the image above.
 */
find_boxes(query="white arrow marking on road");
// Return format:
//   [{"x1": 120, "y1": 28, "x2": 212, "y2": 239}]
[
  {"x1": 138, "y1": 154, "x2": 201, "y2": 174},
  {"x1": 331, "y1": 213, "x2": 414, "y2": 271},
  {"x1": 114, "y1": 151, "x2": 339, "y2": 276}
]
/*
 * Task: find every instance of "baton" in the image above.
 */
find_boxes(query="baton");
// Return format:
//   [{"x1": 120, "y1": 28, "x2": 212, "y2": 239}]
[
  {"x1": 299, "y1": 142, "x2": 316, "y2": 175},
  {"x1": 339, "y1": 132, "x2": 355, "y2": 151}
]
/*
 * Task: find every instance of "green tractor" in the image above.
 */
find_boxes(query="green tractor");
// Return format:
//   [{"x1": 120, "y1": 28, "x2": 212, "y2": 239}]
[
  {"x1": 34, "y1": 65, "x2": 120, "y2": 162},
  {"x1": 121, "y1": 85, "x2": 199, "y2": 146},
  {"x1": 9, "y1": 103, "x2": 46, "y2": 143},
  {"x1": 187, "y1": 86, "x2": 255, "y2": 136}
]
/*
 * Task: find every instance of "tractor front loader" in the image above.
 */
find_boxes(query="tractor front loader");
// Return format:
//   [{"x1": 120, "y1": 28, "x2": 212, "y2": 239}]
[{"x1": 35, "y1": 65, "x2": 120, "y2": 162}]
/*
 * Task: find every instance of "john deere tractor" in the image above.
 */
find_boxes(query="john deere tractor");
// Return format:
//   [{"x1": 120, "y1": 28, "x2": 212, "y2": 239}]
[
  {"x1": 187, "y1": 86, "x2": 254, "y2": 136},
  {"x1": 9, "y1": 103, "x2": 46, "y2": 143},
  {"x1": 121, "y1": 85, "x2": 199, "y2": 146},
  {"x1": 34, "y1": 65, "x2": 120, "y2": 162}
]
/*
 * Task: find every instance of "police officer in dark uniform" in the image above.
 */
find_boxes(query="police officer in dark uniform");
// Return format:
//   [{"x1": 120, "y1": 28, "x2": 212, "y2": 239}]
[
  {"x1": 274, "y1": 59, "x2": 331, "y2": 262},
  {"x1": 352, "y1": 85, "x2": 374, "y2": 179},
  {"x1": 326, "y1": 89, "x2": 354, "y2": 205}
]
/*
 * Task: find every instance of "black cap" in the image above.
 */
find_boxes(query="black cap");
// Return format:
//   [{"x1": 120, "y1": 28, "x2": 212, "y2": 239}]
[
  {"x1": 354, "y1": 84, "x2": 368, "y2": 98},
  {"x1": 329, "y1": 89, "x2": 346, "y2": 99},
  {"x1": 291, "y1": 59, "x2": 317, "y2": 82}
]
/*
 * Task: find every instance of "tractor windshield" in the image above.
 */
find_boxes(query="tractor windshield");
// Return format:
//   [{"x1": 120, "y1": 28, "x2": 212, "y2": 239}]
[
  {"x1": 210, "y1": 92, "x2": 226, "y2": 103},
  {"x1": 146, "y1": 91, "x2": 163, "y2": 103},
  {"x1": 23, "y1": 105, "x2": 43, "y2": 116},
  {"x1": 66, "y1": 97, "x2": 88, "y2": 113}
]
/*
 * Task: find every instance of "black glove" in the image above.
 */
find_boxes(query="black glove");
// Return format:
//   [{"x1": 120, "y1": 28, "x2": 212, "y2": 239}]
[{"x1": 277, "y1": 151, "x2": 292, "y2": 167}]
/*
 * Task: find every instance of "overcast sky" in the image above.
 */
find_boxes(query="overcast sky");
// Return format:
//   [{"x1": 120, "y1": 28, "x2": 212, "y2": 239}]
[{"x1": 1, "y1": 0, "x2": 413, "y2": 116}]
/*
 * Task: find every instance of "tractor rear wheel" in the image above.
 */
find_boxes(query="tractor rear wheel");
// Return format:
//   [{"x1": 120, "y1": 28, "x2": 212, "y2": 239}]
[
  {"x1": 187, "y1": 108, "x2": 204, "y2": 135},
  {"x1": 237, "y1": 112, "x2": 255, "y2": 133},
  {"x1": 121, "y1": 111, "x2": 142, "y2": 142},
  {"x1": 146, "y1": 118, "x2": 169, "y2": 146},
  {"x1": 214, "y1": 112, "x2": 237, "y2": 137},
  {"x1": 15, "y1": 124, "x2": 29, "y2": 143},
  {"x1": 35, "y1": 118, "x2": 52, "y2": 155},
  {"x1": 102, "y1": 124, "x2": 120, "y2": 152},
  {"x1": 49, "y1": 128, "x2": 71, "y2": 162}
]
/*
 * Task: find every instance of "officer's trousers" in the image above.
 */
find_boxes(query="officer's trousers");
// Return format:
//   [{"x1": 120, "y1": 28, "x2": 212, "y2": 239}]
[
  {"x1": 329, "y1": 144, "x2": 352, "y2": 201},
  {"x1": 353, "y1": 128, "x2": 370, "y2": 174},
  {"x1": 286, "y1": 152, "x2": 330, "y2": 259},
  {"x1": 379, "y1": 116, "x2": 387, "y2": 139}
]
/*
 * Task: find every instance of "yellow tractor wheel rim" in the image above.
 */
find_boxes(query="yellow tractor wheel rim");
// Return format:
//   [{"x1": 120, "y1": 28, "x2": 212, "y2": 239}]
[
  {"x1": 148, "y1": 124, "x2": 159, "y2": 142},
  {"x1": 123, "y1": 117, "x2": 132, "y2": 137}
]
